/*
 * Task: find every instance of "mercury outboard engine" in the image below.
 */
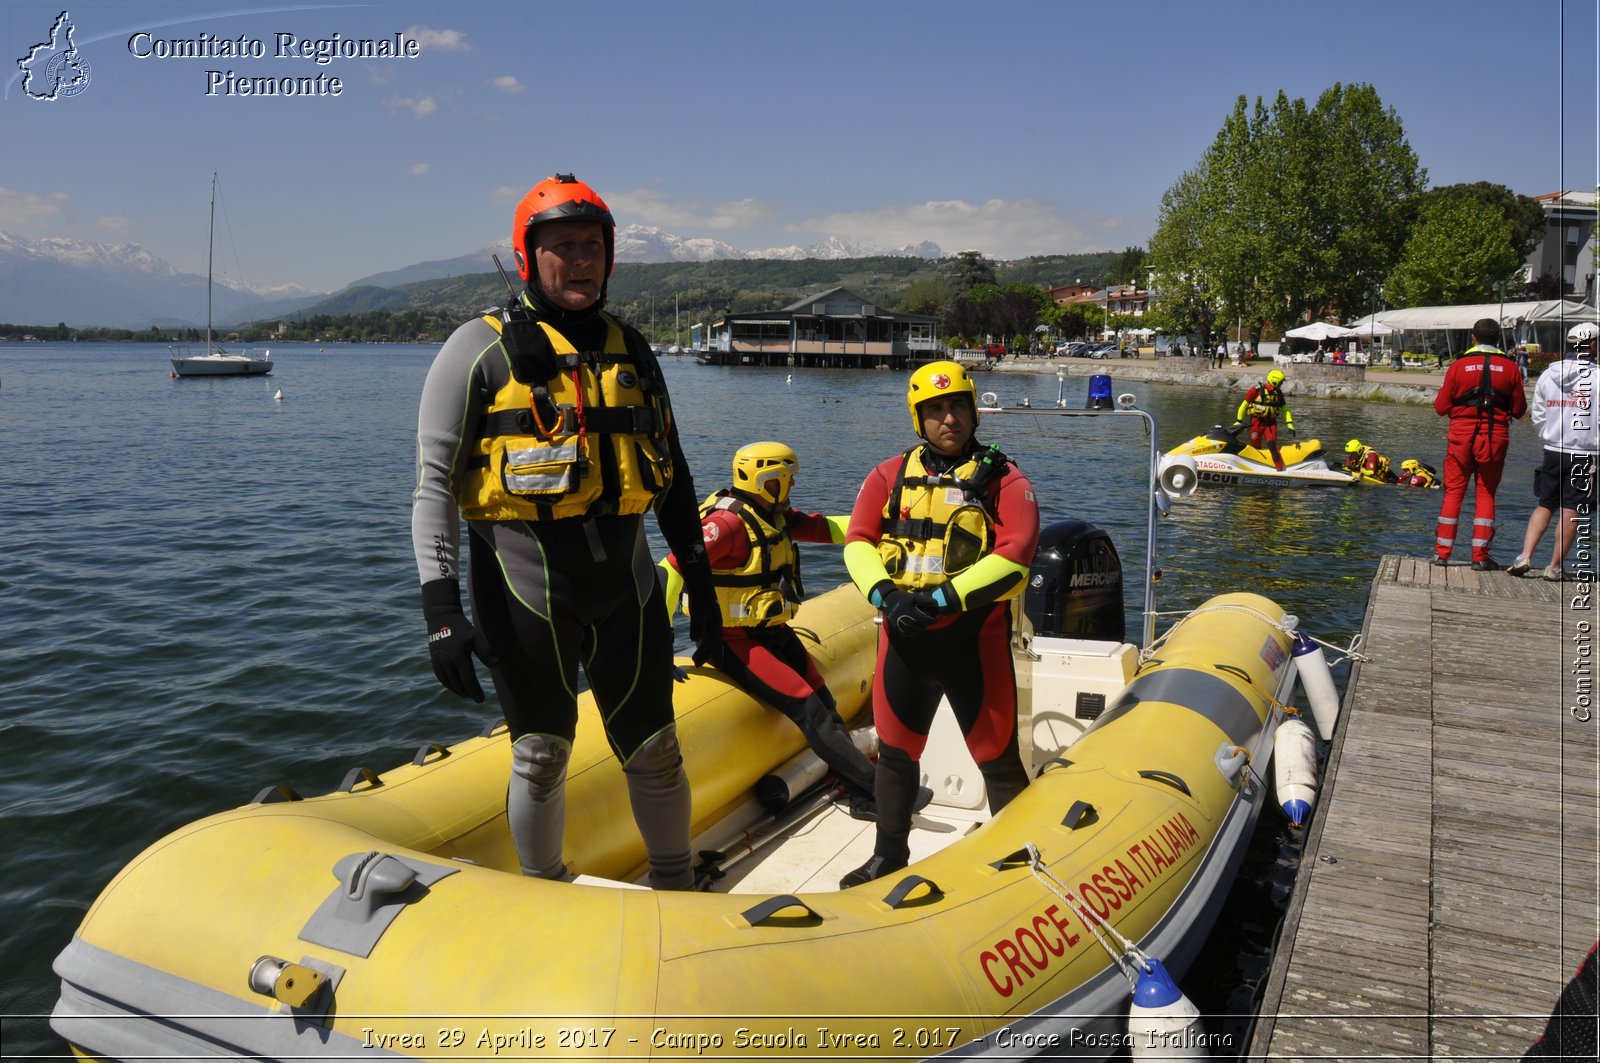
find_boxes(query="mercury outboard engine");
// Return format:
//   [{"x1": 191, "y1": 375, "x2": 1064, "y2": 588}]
[{"x1": 1023, "y1": 519, "x2": 1124, "y2": 641}]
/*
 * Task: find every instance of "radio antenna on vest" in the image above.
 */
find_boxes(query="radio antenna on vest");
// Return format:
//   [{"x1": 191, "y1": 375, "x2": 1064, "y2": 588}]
[{"x1": 492, "y1": 254, "x2": 518, "y2": 303}]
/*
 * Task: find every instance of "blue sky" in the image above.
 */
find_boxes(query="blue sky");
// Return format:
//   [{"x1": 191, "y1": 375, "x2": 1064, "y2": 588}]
[{"x1": 4, "y1": 0, "x2": 1597, "y2": 293}]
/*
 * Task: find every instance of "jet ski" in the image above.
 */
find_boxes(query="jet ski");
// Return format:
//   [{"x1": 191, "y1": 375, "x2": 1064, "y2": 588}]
[{"x1": 1159, "y1": 423, "x2": 1357, "y2": 489}]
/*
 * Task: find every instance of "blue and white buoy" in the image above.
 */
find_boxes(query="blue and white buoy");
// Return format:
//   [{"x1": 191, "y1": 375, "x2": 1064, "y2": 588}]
[
  {"x1": 1273, "y1": 715, "x2": 1319, "y2": 826},
  {"x1": 1291, "y1": 632, "x2": 1340, "y2": 740},
  {"x1": 1127, "y1": 957, "x2": 1208, "y2": 1058}
]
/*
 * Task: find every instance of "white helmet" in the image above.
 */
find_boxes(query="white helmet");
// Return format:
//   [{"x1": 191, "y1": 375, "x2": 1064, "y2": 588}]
[{"x1": 1568, "y1": 322, "x2": 1599, "y2": 349}]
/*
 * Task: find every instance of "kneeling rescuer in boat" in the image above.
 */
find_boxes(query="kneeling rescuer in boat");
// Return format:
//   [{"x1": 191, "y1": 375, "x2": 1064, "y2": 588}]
[{"x1": 410, "y1": 174, "x2": 720, "y2": 890}]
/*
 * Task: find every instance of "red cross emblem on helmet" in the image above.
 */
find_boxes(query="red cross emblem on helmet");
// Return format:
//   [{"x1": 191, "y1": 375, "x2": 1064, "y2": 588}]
[{"x1": 932, "y1": 373, "x2": 951, "y2": 389}]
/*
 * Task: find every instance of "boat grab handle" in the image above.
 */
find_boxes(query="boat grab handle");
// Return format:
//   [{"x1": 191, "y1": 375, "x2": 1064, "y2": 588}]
[
  {"x1": 1212, "y1": 662, "x2": 1252, "y2": 683},
  {"x1": 479, "y1": 718, "x2": 509, "y2": 737},
  {"x1": 740, "y1": 895, "x2": 820, "y2": 927},
  {"x1": 1137, "y1": 769, "x2": 1192, "y2": 796},
  {"x1": 337, "y1": 767, "x2": 382, "y2": 793},
  {"x1": 1036, "y1": 757, "x2": 1074, "y2": 777},
  {"x1": 251, "y1": 783, "x2": 303, "y2": 804},
  {"x1": 1061, "y1": 800, "x2": 1097, "y2": 830},
  {"x1": 989, "y1": 848, "x2": 1034, "y2": 871},
  {"x1": 881, "y1": 875, "x2": 943, "y2": 909},
  {"x1": 411, "y1": 742, "x2": 451, "y2": 765}
]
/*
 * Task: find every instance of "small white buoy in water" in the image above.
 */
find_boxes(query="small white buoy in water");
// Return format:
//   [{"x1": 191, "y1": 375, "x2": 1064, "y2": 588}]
[
  {"x1": 273, "y1": 387, "x2": 284, "y2": 401},
  {"x1": 1128, "y1": 957, "x2": 1208, "y2": 1058},
  {"x1": 1291, "y1": 632, "x2": 1340, "y2": 739},
  {"x1": 786, "y1": 373, "x2": 793, "y2": 385},
  {"x1": 1273, "y1": 715, "x2": 1318, "y2": 826}
]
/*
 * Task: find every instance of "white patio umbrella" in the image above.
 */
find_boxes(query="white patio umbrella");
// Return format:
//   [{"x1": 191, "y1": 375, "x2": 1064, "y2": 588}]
[
  {"x1": 1348, "y1": 320, "x2": 1397, "y2": 337},
  {"x1": 1284, "y1": 321, "x2": 1356, "y2": 341}
]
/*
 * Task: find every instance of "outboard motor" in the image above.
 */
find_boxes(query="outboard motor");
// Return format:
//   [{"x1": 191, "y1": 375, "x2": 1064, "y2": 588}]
[{"x1": 1023, "y1": 519, "x2": 1124, "y2": 641}]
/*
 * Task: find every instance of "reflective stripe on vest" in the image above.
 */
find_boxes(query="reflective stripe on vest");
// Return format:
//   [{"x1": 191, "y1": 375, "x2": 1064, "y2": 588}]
[
  {"x1": 877, "y1": 446, "x2": 996, "y2": 591},
  {"x1": 699, "y1": 491, "x2": 801, "y2": 627},
  {"x1": 456, "y1": 312, "x2": 672, "y2": 522}
]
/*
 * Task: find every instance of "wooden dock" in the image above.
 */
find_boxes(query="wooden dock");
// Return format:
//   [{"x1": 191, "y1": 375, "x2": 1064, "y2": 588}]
[{"x1": 1248, "y1": 555, "x2": 1598, "y2": 1061}]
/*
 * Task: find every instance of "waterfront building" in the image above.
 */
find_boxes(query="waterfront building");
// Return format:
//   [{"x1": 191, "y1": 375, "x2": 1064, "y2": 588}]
[{"x1": 701, "y1": 287, "x2": 941, "y2": 369}]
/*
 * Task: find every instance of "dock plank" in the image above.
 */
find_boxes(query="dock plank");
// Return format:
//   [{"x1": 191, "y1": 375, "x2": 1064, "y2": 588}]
[{"x1": 1247, "y1": 555, "x2": 1598, "y2": 1061}]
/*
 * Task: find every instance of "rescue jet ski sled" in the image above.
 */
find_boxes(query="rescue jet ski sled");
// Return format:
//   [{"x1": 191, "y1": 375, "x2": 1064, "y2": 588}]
[
  {"x1": 1159, "y1": 423, "x2": 1357, "y2": 489},
  {"x1": 53, "y1": 390, "x2": 1340, "y2": 1063}
]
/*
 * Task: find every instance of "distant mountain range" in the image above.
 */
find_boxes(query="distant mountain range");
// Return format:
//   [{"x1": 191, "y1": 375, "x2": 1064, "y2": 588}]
[{"x1": 0, "y1": 226, "x2": 945, "y2": 330}]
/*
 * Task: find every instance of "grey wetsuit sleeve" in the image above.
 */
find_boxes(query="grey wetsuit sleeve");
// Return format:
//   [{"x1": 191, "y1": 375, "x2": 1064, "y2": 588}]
[{"x1": 411, "y1": 317, "x2": 500, "y2": 585}]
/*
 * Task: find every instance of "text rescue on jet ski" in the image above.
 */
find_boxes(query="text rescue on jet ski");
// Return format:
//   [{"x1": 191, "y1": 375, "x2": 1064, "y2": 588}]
[{"x1": 126, "y1": 31, "x2": 422, "y2": 97}]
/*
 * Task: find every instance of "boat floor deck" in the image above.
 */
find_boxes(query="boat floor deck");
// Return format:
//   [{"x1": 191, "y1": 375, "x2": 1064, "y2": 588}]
[{"x1": 1249, "y1": 555, "x2": 1598, "y2": 1061}]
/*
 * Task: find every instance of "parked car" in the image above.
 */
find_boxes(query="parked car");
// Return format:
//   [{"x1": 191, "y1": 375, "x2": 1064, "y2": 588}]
[
  {"x1": 1054, "y1": 341, "x2": 1087, "y2": 357},
  {"x1": 981, "y1": 341, "x2": 1007, "y2": 358}
]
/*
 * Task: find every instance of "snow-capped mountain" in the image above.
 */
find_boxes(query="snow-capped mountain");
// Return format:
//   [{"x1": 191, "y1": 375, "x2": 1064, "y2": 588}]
[
  {"x1": 1, "y1": 225, "x2": 946, "y2": 329},
  {"x1": 0, "y1": 232, "x2": 320, "y2": 328}
]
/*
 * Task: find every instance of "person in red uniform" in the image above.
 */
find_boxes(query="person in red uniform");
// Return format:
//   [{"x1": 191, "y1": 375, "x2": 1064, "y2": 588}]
[
  {"x1": 662, "y1": 442, "x2": 883, "y2": 813},
  {"x1": 838, "y1": 360, "x2": 1041, "y2": 888},
  {"x1": 1432, "y1": 317, "x2": 1527, "y2": 569},
  {"x1": 1234, "y1": 369, "x2": 1295, "y2": 470}
]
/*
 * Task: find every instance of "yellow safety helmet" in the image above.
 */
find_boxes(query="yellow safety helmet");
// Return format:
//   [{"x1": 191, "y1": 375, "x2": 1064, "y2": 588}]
[
  {"x1": 1345, "y1": 439, "x2": 1364, "y2": 454},
  {"x1": 732, "y1": 441, "x2": 798, "y2": 506},
  {"x1": 1400, "y1": 459, "x2": 1420, "y2": 474},
  {"x1": 907, "y1": 360, "x2": 979, "y2": 436},
  {"x1": 1267, "y1": 369, "x2": 1286, "y2": 386}
]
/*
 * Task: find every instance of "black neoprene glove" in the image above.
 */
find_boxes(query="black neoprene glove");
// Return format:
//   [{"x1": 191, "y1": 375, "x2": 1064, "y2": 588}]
[
  {"x1": 678, "y1": 544, "x2": 723, "y2": 667},
  {"x1": 883, "y1": 589, "x2": 939, "y2": 638},
  {"x1": 420, "y1": 579, "x2": 499, "y2": 703}
]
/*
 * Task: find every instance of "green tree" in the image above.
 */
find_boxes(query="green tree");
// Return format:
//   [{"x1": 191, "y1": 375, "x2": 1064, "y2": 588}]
[
  {"x1": 945, "y1": 250, "x2": 997, "y2": 296},
  {"x1": 1110, "y1": 245, "x2": 1148, "y2": 286},
  {"x1": 1385, "y1": 197, "x2": 1522, "y2": 307},
  {"x1": 899, "y1": 276, "x2": 955, "y2": 317},
  {"x1": 1412, "y1": 181, "x2": 1545, "y2": 261},
  {"x1": 1149, "y1": 83, "x2": 1423, "y2": 339}
]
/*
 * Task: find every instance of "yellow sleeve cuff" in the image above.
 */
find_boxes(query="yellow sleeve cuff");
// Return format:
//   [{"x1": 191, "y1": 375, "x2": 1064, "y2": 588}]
[{"x1": 843, "y1": 540, "x2": 892, "y2": 599}]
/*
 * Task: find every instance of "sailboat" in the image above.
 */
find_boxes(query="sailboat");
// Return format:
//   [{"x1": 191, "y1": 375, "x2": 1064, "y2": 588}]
[{"x1": 170, "y1": 173, "x2": 272, "y2": 378}]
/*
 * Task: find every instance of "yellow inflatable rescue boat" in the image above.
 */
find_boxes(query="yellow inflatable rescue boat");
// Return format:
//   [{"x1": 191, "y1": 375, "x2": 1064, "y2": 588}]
[{"x1": 53, "y1": 568, "x2": 1304, "y2": 1061}]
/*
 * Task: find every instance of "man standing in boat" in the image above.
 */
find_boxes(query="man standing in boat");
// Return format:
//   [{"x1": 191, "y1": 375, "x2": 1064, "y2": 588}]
[
  {"x1": 838, "y1": 361, "x2": 1040, "y2": 888},
  {"x1": 660, "y1": 441, "x2": 889, "y2": 816},
  {"x1": 1234, "y1": 368, "x2": 1295, "y2": 470},
  {"x1": 1431, "y1": 317, "x2": 1527, "y2": 570},
  {"x1": 410, "y1": 173, "x2": 720, "y2": 890}
]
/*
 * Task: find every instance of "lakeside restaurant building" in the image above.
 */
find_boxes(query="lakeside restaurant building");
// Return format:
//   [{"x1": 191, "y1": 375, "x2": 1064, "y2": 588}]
[{"x1": 700, "y1": 287, "x2": 942, "y2": 369}]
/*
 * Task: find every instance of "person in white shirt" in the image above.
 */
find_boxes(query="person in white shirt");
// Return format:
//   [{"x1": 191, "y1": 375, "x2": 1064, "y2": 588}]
[{"x1": 1507, "y1": 322, "x2": 1598, "y2": 581}]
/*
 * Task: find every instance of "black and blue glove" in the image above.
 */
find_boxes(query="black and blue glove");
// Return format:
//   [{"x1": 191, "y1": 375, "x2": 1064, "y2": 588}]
[{"x1": 421, "y1": 579, "x2": 499, "y2": 703}]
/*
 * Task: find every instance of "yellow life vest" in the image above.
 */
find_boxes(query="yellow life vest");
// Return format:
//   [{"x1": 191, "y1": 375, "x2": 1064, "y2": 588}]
[
  {"x1": 456, "y1": 311, "x2": 674, "y2": 522},
  {"x1": 698, "y1": 491, "x2": 801, "y2": 627},
  {"x1": 877, "y1": 446, "x2": 998, "y2": 592}
]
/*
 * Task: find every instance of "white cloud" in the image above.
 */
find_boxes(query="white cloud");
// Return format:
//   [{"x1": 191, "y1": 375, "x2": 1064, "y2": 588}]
[
  {"x1": 406, "y1": 26, "x2": 468, "y2": 51},
  {"x1": 491, "y1": 75, "x2": 524, "y2": 94},
  {"x1": 98, "y1": 215, "x2": 131, "y2": 232},
  {"x1": 795, "y1": 198, "x2": 1121, "y2": 259},
  {"x1": 386, "y1": 95, "x2": 438, "y2": 119},
  {"x1": 0, "y1": 187, "x2": 67, "y2": 227},
  {"x1": 410, "y1": 163, "x2": 429, "y2": 176},
  {"x1": 608, "y1": 188, "x2": 774, "y2": 232},
  {"x1": 492, "y1": 185, "x2": 524, "y2": 204}
]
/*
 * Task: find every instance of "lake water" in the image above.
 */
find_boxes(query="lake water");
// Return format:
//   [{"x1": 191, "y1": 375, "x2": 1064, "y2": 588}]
[{"x1": 0, "y1": 342, "x2": 1549, "y2": 1058}]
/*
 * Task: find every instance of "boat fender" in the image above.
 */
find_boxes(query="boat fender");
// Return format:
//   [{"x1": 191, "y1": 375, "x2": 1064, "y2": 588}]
[
  {"x1": 1127, "y1": 957, "x2": 1209, "y2": 1059},
  {"x1": 1291, "y1": 632, "x2": 1340, "y2": 740},
  {"x1": 1273, "y1": 717, "x2": 1318, "y2": 826}
]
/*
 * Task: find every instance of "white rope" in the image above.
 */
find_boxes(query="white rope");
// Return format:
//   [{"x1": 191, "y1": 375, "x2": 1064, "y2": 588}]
[
  {"x1": 1140, "y1": 603, "x2": 1369, "y2": 666},
  {"x1": 1023, "y1": 842, "x2": 1151, "y2": 987}
]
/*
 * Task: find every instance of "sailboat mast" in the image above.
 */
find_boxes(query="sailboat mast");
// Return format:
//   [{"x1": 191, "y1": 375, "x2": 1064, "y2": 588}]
[{"x1": 206, "y1": 172, "x2": 216, "y2": 354}]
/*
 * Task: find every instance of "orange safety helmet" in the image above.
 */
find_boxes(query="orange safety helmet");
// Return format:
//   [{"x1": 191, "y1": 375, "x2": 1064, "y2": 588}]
[{"x1": 511, "y1": 173, "x2": 615, "y2": 283}]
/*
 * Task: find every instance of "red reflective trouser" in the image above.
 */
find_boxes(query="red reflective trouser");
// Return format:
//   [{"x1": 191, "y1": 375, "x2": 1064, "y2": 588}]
[{"x1": 1435, "y1": 426, "x2": 1509, "y2": 563}]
